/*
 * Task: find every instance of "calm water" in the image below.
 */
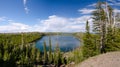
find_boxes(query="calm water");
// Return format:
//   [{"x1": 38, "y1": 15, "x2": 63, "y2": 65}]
[{"x1": 35, "y1": 35, "x2": 80, "y2": 52}]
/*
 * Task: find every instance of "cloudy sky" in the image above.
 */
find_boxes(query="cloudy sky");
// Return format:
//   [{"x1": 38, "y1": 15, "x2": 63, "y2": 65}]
[{"x1": 0, "y1": 0, "x2": 120, "y2": 32}]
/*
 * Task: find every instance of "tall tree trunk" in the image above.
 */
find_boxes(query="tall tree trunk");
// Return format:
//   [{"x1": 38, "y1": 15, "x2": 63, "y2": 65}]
[{"x1": 100, "y1": 21, "x2": 106, "y2": 53}]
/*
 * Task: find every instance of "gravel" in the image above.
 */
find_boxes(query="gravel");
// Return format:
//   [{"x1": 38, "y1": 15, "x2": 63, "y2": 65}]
[{"x1": 76, "y1": 51, "x2": 120, "y2": 67}]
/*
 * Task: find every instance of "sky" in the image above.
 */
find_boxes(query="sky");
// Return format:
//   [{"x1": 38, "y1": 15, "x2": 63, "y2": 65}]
[{"x1": 0, "y1": 0, "x2": 120, "y2": 32}]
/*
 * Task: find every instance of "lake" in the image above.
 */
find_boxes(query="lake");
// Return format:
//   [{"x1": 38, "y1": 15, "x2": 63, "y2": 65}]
[{"x1": 35, "y1": 35, "x2": 80, "y2": 52}]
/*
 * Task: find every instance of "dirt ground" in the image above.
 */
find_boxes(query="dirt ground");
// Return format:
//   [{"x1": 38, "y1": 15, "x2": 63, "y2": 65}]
[{"x1": 75, "y1": 51, "x2": 120, "y2": 67}]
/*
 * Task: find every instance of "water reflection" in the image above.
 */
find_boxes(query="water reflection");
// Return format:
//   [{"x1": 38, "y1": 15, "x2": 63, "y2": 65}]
[{"x1": 35, "y1": 35, "x2": 80, "y2": 52}]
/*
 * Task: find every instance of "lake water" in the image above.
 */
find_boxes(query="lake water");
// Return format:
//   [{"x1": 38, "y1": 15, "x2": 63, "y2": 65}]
[{"x1": 35, "y1": 35, "x2": 80, "y2": 52}]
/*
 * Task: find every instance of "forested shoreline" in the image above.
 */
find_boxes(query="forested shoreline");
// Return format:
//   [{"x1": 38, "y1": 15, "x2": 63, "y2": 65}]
[
  {"x1": 0, "y1": 32, "x2": 71, "y2": 67},
  {"x1": 0, "y1": 32, "x2": 44, "y2": 67}
]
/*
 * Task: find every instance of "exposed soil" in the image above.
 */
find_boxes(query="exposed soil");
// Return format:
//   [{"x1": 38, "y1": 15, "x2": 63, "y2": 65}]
[{"x1": 76, "y1": 51, "x2": 120, "y2": 67}]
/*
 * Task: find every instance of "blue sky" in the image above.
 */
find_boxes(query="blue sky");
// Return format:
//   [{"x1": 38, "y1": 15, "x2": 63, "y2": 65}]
[{"x1": 0, "y1": 0, "x2": 120, "y2": 32}]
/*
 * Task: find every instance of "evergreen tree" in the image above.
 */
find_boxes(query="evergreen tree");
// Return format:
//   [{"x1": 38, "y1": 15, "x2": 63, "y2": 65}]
[
  {"x1": 36, "y1": 49, "x2": 41, "y2": 64},
  {"x1": 93, "y1": 2, "x2": 119, "y2": 53},
  {"x1": 83, "y1": 20, "x2": 97, "y2": 59},
  {"x1": 30, "y1": 45, "x2": 37, "y2": 64},
  {"x1": 0, "y1": 32, "x2": 43, "y2": 66},
  {"x1": 43, "y1": 41, "x2": 48, "y2": 64},
  {"x1": 92, "y1": 1, "x2": 115, "y2": 53},
  {"x1": 48, "y1": 36, "x2": 53, "y2": 64},
  {"x1": 54, "y1": 43, "x2": 62, "y2": 67},
  {"x1": 92, "y1": 1, "x2": 120, "y2": 52},
  {"x1": 105, "y1": 28, "x2": 120, "y2": 51}
]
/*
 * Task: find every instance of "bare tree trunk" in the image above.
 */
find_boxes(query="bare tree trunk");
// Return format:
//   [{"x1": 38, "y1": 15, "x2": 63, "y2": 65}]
[{"x1": 100, "y1": 21, "x2": 106, "y2": 53}]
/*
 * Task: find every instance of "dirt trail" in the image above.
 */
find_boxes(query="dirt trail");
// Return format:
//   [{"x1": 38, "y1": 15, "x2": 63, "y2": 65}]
[{"x1": 76, "y1": 51, "x2": 120, "y2": 67}]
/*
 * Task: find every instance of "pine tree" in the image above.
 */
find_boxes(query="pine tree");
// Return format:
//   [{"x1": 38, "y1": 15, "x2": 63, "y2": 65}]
[
  {"x1": 83, "y1": 20, "x2": 97, "y2": 59},
  {"x1": 48, "y1": 36, "x2": 53, "y2": 64},
  {"x1": 92, "y1": 1, "x2": 120, "y2": 53},
  {"x1": 36, "y1": 49, "x2": 41, "y2": 63},
  {"x1": 54, "y1": 43, "x2": 62, "y2": 67},
  {"x1": 31, "y1": 46, "x2": 36, "y2": 64},
  {"x1": 43, "y1": 41, "x2": 48, "y2": 64},
  {"x1": 92, "y1": 1, "x2": 110, "y2": 53},
  {"x1": 105, "y1": 27, "x2": 120, "y2": 51}
]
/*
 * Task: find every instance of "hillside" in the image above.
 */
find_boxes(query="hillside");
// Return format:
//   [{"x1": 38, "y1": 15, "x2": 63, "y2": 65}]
[{"x1": 76, "y1": 51, "x2": 120, "y2": 67}]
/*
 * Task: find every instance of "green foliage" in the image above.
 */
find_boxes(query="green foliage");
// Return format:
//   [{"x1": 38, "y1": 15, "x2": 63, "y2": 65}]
[
  {"x1": 105, "y1": 28, "x2": 120, "y2": 51},
  {"x1": 73, "y1": 48, "x2": 84, "y2": 63},
  {"x1": 83, "y1": 34, "x2": 98, "y2": 58},
  {"x1": 0, "y1": 32, "x2": 69, "y2": 66},
  {"x1": 53, "y1": 43, "x2": 62, "y2": 67},
  {"x1": 92, "y1": 1, "x2": 120, "y2": 53},
  {"x1": 43, "y1": 41, "x2": 48, "y2": 64},
  {"x1": 0, "y1": 32, "x2": 43, "y2": 66},
  {"x1": 48, "y1": 36, "x2": 53, "y2": 64},
  {"x1": 36, "y1": 49, "x2": 42, "y2": 63},
  {"x1": 31, "y1": 45, "x2": 37, "y2": 62},
  {"x1": 83, "y1": 21, "x2": 99, "y2": 59}
]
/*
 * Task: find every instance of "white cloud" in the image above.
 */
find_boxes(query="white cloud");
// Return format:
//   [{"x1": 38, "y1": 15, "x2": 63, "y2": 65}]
[
  {"x1": 0, "y1": 15, "x2": 93, "y2": 33},
  {"x1": 88, "y1": 3, "x2": 96, "y2": 7},
  {"x1": 114, "y1": 9, "x2": 120, "y2": 13},
  {"x1": 0, "y1": 20, "x2": 31, "y2": 33},
  {"x1": 108, "y1": 0, "x2": 116, "y2": 3},
  {"x1": 32, "y1": 15, "x2": 92, "y2": 32},
  {"x1": 23, "y1": 0, "x2": 27, "y2": 5},
  {"x1": 108, "y1": 0, "x2": 120, "y2": 6},
  {"x1": 108, "y1": 3, "x2": 114, "y2": 5},
  {"x1": 88, "y1": 0, "x2": 120, "y2": 7},
  {"x1": 24, "y1": 7, "x2": 29, "y2": 14},
  {"x1": 115, "y1": 3, "x2": 120, "y2": 6},
  {"x1": 23, "y1": 0, "x2": 29, "y2": 14},
  {"x1": 78, "y1": 8, "x2": 95, "y2": 14},
  {"x1": 0, "y1": 17, "x2": 6, "y2": 22}
]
